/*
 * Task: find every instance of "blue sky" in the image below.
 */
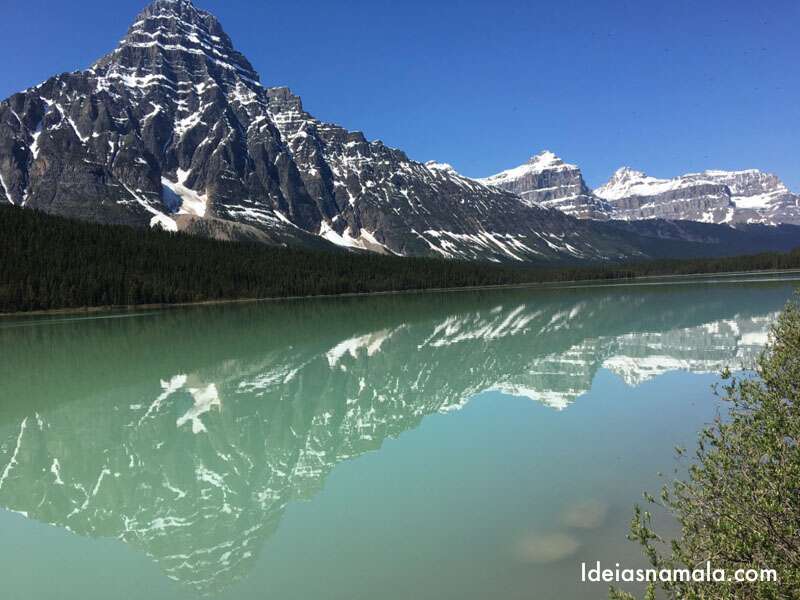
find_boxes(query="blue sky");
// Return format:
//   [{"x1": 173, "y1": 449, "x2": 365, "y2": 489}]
[{"x1": 2, "y1": 0, "x2": 797, "y2": 190}]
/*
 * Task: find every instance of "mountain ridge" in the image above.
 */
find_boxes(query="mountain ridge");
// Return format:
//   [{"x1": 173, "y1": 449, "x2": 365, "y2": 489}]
[
  {"x1": 479, "y1": 152, "x2": 799, "y2": 227},
  {"x1": 0, "y1": 0, "x2": 642, "y2": 263}
]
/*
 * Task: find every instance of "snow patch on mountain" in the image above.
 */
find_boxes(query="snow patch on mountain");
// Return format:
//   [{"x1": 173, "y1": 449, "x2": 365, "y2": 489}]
[
  {"x1": 424, "y1": 161, "x2": 459, "y2": 176},
  {"x1": 161, "y1": 169, "x2": 208, "y2": 217}
]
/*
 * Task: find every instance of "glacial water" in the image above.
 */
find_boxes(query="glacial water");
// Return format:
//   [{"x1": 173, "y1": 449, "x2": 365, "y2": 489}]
[{"x1": 0, "y1": 273, "x2": 797, "y2": 600}]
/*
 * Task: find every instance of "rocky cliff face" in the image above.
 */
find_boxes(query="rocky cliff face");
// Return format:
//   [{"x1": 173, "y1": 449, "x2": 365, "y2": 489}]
[
  {"x1": 685, "y1": 169, "x2": 800, "y2": 225},
  {"x1": 594, "y1": 167, "x2": 800, "y2": 225},
  {"x1": 593, "y1": 167, "x2": 736, "y2": 223},
  {"x1": 477, "y1": 151, "x2": 614, "y2": 220}
]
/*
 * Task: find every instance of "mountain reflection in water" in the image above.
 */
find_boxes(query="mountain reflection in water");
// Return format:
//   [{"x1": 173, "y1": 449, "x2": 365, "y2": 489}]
[{"x1": 0, "y1": 280, "x2": 791, "y2": 595}]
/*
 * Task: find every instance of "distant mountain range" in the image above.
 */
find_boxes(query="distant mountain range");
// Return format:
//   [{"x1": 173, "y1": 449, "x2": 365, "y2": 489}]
[
  {"x1": 0, "y1": 0, "x2": 798, "y2": 263},
  {"x1": 481, "y1": 152, "x2": 800, "y2": 226}
]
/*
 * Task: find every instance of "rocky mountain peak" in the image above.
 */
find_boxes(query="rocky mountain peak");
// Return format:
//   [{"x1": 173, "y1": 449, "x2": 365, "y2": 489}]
[
  {"x1": 594, "y1": 167, "x2": 656, "y2": 200},
  {"x1": 477, "y1": 150, "x2": 614, "y2": 220},
  {"x1": 527, "y1": 149, "x2": 566, "y2": 171},
  {"x1": 609, "y1": 166, "x2": 646, "y2": 183},
  {"x1": 266, "y1": 87, "x2": 304, "y2": 112},
  {"x1": 424, "y1": 161, "x2": 459, "y2": 176},
  {"x1": 141, "y1": 0, "x2": 201, "y2": 19},
  {"x1": 92, "y1": 0, "x2": 260, "y2": 95}
]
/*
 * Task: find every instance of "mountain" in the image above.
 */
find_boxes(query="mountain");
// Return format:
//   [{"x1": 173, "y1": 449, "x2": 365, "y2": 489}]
[
  {"x1": 477, "y1": 151, "x2": 615, "y2": 220},
  {"x1": 0, "y1": 281, "x2": 786, "y2": 593},
  {"x1": 1, "y1": 0, "x2": 797, "y2": 265},
  {"x1": 594, "y1": 167, "x2": 800, "y2": 226},
  {"x1": 0, "y1": 0, "x2": 649, "y2": 264},
  {"x1": 594, "y1": 167, "x2": 735, "y2": 223},
  {"x1": 479, "y1": 154, "x2": 800, "y2": 228},
  {"x1": 685, "y1": 169, "x2": 800, "y2": 225},
  {"x1": 261, "y1": 89, "x2": 631, "y2": 261},
  {"x1": 0, "y1": 0, "x2": 328, "y2": 248}
]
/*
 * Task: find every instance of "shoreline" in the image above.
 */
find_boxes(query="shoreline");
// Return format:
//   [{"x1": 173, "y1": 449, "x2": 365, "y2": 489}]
[{"x1": 2, "y1": 267, "x2": 800, "y2": 320}]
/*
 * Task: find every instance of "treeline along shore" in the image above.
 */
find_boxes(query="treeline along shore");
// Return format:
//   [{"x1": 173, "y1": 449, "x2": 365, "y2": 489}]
[{"x1": 2, "y1": 205, "x2": 800, "y2": 314}]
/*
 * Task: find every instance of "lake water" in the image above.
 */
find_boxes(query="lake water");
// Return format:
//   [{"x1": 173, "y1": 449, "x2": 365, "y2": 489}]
[{"x1": 0, "y1": 274, "x2": 797, "y2": 600}]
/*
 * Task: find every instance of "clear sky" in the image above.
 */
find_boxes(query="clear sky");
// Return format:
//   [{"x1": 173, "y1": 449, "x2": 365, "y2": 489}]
[{"x1": 1, "y1": 0, "x2": 797, "y2": 190}]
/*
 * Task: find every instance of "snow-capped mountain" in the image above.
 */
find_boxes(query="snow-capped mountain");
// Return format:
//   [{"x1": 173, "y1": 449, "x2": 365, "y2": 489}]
[
  {"x1": 477, "y1": 151, "x2": 615, "y2": 220},
  {"x1": 0, "y1": 0, "x2": 326, "y2": 248},
  {"x1": 0, "y1": 0, "x2": 650, "y2": 263},
  {"x1": 479, "y1": 154, "x2": 800, "y2": 227},
  {"x1": 594, "y1": 167, "x2": 800, "y2": 225},
  {"x1": 1, "y1": 0, "x2": 797, "y2": 263},
  {"x1": 685, "y1": 169, "x2": 800, "y2": 225},
  {"x1": 261, "y1": 88, "x2": 620, "y2": 261},
  {"x1": 594, "y1": 167, "x2": 736, "y2": 223}
]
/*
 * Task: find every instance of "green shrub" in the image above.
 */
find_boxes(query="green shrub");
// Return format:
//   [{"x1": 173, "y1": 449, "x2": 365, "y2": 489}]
[{"x1": 612, "y1": 299, "x2": 800, "y2": 600}]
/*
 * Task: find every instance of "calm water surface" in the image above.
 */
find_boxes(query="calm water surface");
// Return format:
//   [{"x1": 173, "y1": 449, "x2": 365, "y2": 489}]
[{"x1": 0, "y1": 274, "x2": 797, "y2": 600}]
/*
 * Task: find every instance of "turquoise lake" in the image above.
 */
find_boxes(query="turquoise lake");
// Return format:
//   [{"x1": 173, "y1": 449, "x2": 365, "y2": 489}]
[{"x1": 0, "y1": 273, "x2": 797, "y2": 599}]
